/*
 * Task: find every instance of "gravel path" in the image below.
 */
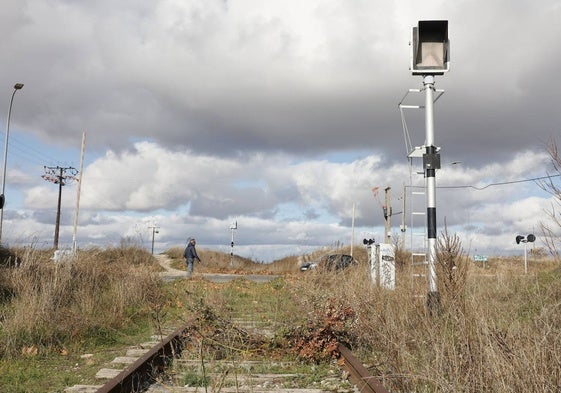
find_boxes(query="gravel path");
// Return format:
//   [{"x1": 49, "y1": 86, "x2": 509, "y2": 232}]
[{"x1": 155, "y1": 254, "x2": 186, "y2": 281}]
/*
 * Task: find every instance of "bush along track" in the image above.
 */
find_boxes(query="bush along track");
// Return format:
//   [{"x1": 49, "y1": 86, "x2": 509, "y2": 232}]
[{"x1": 143, "y1": 277, "x2": 362, "y2": 392}]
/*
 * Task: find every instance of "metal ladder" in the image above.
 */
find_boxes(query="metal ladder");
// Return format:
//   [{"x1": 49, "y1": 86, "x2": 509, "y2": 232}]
[
  {"x1": 409, "y1": 186, "x2": 428, "y2": 294},
  {"x1": 398, "y1": 85, "x2": 445, "y2": 297}
]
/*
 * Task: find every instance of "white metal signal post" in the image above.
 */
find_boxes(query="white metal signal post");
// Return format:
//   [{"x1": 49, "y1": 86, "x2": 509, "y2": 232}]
[
  {"x1": 230, "y1": 220, "x2": 237, "y2": 266},
  {"x1": 410, "y1": 20, "x2": 450, "y2": 311}
]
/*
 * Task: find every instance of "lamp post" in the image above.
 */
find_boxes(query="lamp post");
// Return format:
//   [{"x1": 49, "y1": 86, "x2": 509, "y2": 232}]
[
  {"x1": 149, "y1": 226, "x2": 160, "y2": 255},
  {"x1": 0, "y1": 83, "x2": 24, "y2": 245}
]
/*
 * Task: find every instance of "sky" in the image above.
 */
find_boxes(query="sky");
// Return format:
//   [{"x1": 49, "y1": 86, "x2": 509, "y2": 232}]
[{"x1": 1, "y1": 0, "x2": 560, "y2": 262}]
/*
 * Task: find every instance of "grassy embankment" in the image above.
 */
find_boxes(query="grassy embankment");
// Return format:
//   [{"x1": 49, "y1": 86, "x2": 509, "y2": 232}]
[
  {"x1": 1, "y1": 239, "x2": 560, "y2": 392},
  {"x1": 0, "y1": 243, "x2": 306, "y2": 392}
]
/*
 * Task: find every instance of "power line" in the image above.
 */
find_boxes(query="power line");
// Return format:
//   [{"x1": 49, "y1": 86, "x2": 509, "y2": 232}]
[
  {"x1": 9, "y1": 140, "x2": 59, "y2": 166},
  {"x1": 0, "y1": 134, "x2": 123, "y2": 212},
  {"x1": 0, "y1": 131, "x2": 68, "y2": 167},
  {"x1": 438, "y1": 174, "x2": 560, "y2": 191}
]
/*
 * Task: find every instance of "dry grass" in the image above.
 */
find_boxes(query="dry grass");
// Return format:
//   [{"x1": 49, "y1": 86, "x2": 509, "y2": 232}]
[
  {"x1": 2, "y1": 239, "x2": 560, "y2": 392},
  {"x1": 0, "y1": 245, "x2": 163, "y2": 357},
  {"x1": 164, "y1": 243, "x2": 364, "y2": 275},
  {"x1": 288, "y1": 237, "x2": 561, "y2": 392},
  {"x1": 164, "y1": 246, "x2": 325, "y2": 274},
  {"x1": 165, "y1": 246, "x2": 273, "y2": 273}
]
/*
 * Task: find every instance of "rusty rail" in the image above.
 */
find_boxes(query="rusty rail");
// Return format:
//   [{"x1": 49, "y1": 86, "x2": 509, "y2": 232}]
[
  {"x1": 96, "y1": 323, "x2": 191, "y2": 393},
  {"x1": 96, "y1": 324, "x2": 390, "y2": 393},
  {"x1": 338, "y1": 343, "x2": 390, "y2": 393}
]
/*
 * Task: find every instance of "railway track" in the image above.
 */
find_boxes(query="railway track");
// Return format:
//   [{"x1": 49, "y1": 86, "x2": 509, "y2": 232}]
[
  {"x1": 65, "y1": 271, "x2": 390, "y2": 393},
  {"x1": 66, "y1": 325, "x2": 389, "y2": 393}
]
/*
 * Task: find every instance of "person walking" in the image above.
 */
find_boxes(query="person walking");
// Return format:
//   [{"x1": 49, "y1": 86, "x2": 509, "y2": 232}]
[{"x1": 184, "y1": 238, "x2": 201, "y2": 278}]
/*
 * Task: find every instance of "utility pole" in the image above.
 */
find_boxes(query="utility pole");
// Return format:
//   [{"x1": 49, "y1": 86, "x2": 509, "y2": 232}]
[
  {"x1": 42, "y1": 166, "x2": 78, "y2": 249},
  {"x1": 230, "y1": 220, "x2": 237, "y2": 266},
  {"x1": 72, "y1": 132, "x2": 86, "y2": 253},
  {"x1": 401, "y1": 184, "x2": 407, "y2": 250},
  {"x1": 383, "y1": 187, "x2": 392, "y2": 244},
  {"x1": 148, "y1": 225, "x2": 160, "y2": 255}
]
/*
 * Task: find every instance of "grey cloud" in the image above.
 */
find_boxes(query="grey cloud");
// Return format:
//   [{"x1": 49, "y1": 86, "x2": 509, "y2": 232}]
[{"x1": 2, "y1": 0, "x2": 560, "y2": 260}]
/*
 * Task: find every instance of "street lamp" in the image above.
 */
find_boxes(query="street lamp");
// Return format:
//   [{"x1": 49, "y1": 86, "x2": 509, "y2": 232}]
[
  {"x1": 0, "y1": 83, "x2": 24, "y2": 245},
  {"x1": 149, "y1": 225, "x2": 160, "y2": 255}
]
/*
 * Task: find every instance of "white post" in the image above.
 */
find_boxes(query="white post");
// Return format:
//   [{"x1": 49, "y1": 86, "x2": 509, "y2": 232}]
[
  {"x1": 231, "y1": 228, "x2": 235, "y2": 256},
  {"x1": 401, "y1": 184, "x2": 407, "y2": 249},
  {"x1": 230, "y1": 220, "x2": 237, "y2": 266},
  {"x1": 72, "y1": 132, "x2": 86, "y2": 253},
  {"x1": 351, "y1": 203, "x2": 355, "y2": 257},
  {"x1": 524, "y1": 241, "x2": 528, "y2": 274},
  {"x1": 424, "y1": 75, "x2": 439, "y2": 300},
  {"x1": 384, "y1": 187, "x2": 392, "y2": 244}
]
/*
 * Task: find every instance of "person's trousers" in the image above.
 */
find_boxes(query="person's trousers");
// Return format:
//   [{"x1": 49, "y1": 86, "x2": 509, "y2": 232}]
[{"x1": 186, "y1": 258, "x2": 194, "y2": 278}]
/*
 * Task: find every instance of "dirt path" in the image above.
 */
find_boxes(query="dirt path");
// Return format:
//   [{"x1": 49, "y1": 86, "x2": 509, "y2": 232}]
[
  {"x1": 154, "y1": 254, "x2": 280, "y2": 283},
  {"x1": 154, "y1": 254, "x2": 186, "y2": 281}
]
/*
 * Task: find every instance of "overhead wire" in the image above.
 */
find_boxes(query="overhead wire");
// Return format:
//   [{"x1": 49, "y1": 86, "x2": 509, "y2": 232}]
[
  {"x1": 438, "y1": 174, "x2": 560, "y2": 191},
  {"x1": 0, "y1": 133, "x2": 65, "y2": 185},
  {"x1": 0, "y1": 131, "x2": 125, "y2": 212},
  {"x1": 1, "y1": 131, "x2": 164, "y2": 250},
  {"x1": 9, "y1": 138, "x2": 61, "y2": 167}
]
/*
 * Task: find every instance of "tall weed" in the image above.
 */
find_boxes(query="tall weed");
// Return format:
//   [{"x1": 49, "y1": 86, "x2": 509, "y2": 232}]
[
  {"x1": 0, "y1": 246, "x2": 162, "y2": 357},
  {"x1": 289, "y1": 240, "x2": 561, "y2": 392}
]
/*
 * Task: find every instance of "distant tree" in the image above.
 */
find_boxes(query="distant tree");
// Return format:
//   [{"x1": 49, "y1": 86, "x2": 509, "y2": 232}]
[
  {"x1": 392, "y1": 235, "x2": 409, "y2": 271},
  {"x1": 539, "y1": 138, "x2": 561, "y2": 260}
]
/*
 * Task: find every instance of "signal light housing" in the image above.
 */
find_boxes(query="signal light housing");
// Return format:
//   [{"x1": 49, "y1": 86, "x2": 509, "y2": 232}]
[{"x1": 411, "y1": 20, "x2": 450, "y2": 75}]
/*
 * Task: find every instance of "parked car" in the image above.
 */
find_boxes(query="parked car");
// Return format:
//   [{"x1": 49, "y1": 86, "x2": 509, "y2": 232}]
[
  {"x1": 300, "y1": 254, "x2": 357, "y2": 272},
  {"x1": 299, "y1": 262, "x2": 318, "y2": 271}
]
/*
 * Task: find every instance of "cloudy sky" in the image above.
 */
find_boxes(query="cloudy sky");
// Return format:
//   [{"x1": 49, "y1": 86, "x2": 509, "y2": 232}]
[{"x1": 1, "y1": 0, "x2": 560, "y2": 262}]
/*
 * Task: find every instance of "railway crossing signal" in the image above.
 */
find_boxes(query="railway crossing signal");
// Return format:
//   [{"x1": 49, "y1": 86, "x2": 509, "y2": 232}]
[{"x1": 516, "y1": 234, "x2": 536, "y2": 274}]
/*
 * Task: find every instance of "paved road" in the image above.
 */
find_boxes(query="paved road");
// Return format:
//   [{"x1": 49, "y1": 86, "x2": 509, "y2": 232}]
[
  {"x1": 155, "y1": 255, "x2": 279, "y2": 283},
  {"x1": 199, "y1": 273, "x2": 280, "y2": 283}
]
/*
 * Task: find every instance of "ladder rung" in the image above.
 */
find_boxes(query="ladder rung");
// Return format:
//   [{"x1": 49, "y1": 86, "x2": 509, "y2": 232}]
[{"x1": 410, "y1": 188, "x2": 429, "y2": 271}]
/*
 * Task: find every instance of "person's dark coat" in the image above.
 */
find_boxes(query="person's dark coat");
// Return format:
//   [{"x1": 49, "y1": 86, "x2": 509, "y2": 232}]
[{"x1": 184, "y1": 242, "x2": 200, "y2": 261}]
